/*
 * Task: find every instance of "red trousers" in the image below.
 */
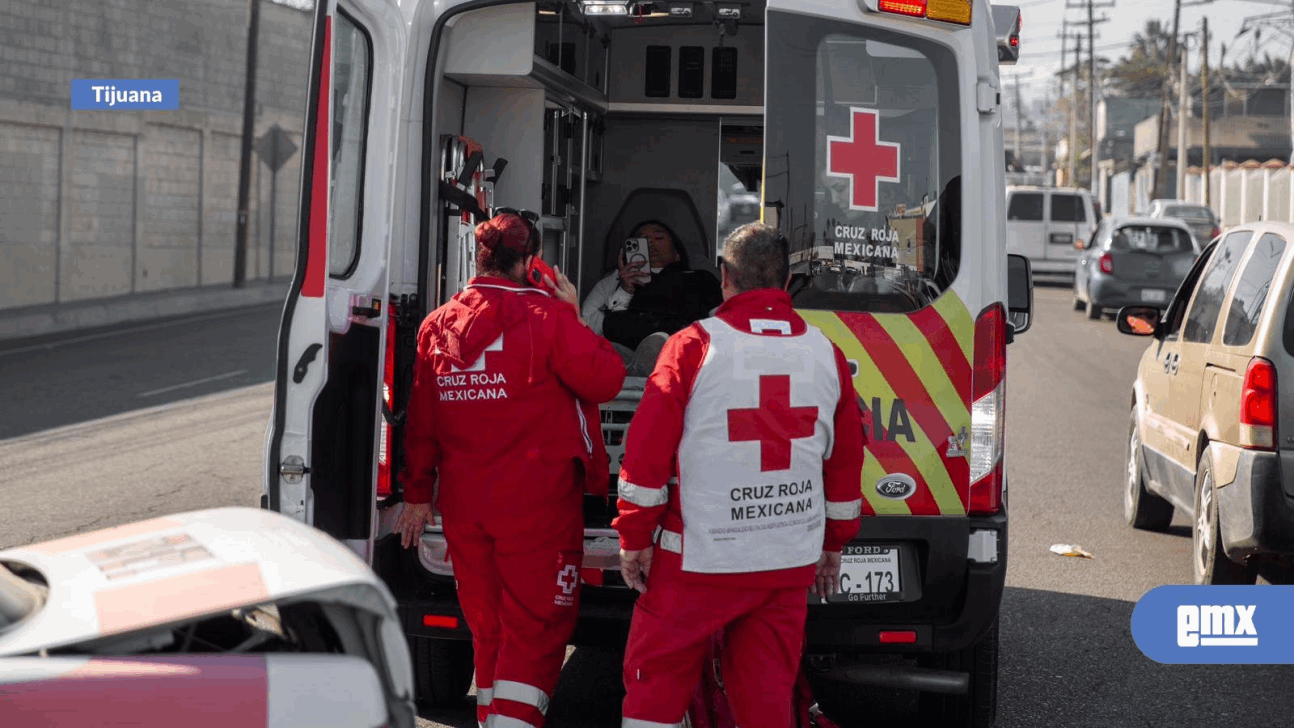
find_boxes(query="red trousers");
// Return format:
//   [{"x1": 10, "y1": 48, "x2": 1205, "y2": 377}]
[
  {"x1": 443, "y1": 497, "x2": 583, "y2": 728},
  {"x1": 621, "y1": 554, "x2": 809, "y2": 728}
]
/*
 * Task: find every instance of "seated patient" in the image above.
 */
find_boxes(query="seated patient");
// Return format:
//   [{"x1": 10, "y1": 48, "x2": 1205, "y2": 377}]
[{"x1": 582, "y1": 219, "x2": 722, "y2": 375}]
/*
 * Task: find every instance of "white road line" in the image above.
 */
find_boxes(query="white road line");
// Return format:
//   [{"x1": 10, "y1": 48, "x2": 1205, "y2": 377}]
[
  {"x1": 0, "y1": 305, "x2": 280, "y2": 358},
  {"x1": 138, "y1": 370, "x2": 249, "y2": 398}
]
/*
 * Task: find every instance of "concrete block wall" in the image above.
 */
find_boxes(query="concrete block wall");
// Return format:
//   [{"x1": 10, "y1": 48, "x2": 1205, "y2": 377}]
[{"x1": 0, "y1": 0, "x2": 313, "y2": 313}]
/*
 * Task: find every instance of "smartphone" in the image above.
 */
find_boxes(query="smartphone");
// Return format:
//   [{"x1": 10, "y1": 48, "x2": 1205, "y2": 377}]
[
  {"x1": 526, "y1": 256, "x2": 558, "y2": 293},
  {"x1": 622, "y1": 237, "x2": 650, "y2": 285}
]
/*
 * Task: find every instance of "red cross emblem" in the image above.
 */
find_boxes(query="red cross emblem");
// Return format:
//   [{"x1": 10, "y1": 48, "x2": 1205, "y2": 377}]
[
  {"x1": 825, "y1": 108, "x2": 900, "y2": 212},
  {"x1": 727, "y1": 375, "x2": 818, "y2": 472}
]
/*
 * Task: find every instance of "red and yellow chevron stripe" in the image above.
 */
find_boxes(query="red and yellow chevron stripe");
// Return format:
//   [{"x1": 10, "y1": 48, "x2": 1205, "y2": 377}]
[{"x1": 799, "y1": 290, "x2": 975, "y2": 516}]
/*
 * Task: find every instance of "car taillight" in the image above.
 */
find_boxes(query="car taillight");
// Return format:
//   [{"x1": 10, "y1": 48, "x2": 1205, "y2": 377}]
[
  {"x1": 376, "y1": 303, "x2": 396, "y2": 498},
  {"x1": 969, "y1": 303, "x2": 1006, "y2": 515},
  {"x1": 1239, "y1": 357, "x2": 1277, "y2": 450},
  {"x1": 1099, "y1": 253, "x2": 1113, "y2": 275},
  {"x1": 1211, "y1": 226, "x2": 1221, "y2": 240}
]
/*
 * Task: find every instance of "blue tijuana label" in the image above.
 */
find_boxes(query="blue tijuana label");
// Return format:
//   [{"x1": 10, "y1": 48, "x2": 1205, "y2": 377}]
[{"x1": 71, "y1": 80, "x2": 179, "y2": 110}]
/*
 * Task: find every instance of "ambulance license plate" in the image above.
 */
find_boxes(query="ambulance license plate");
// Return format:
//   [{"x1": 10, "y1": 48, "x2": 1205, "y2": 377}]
[{"x1": 835, "y1": 545, "x2": 901, "y2": 602}]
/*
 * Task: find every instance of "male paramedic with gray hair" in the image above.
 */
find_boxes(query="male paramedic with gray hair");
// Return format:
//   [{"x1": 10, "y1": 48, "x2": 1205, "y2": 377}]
[{"x1": 612, "y1": 222, "x2": 866, "y2": 727}]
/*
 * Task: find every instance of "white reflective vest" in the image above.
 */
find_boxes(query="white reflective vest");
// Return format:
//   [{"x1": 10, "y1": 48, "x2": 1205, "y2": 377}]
[{"x1": 675, "y1": 317, "x2": 842, "y2": 574}]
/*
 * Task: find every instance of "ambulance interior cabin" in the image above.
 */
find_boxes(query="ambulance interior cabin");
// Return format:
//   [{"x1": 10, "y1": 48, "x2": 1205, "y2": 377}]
[
  {"x1": 434, "y1": 0, "x2": 959, "y2": 314},
  {"x1": 435, "y1": 0, "x2": 767, "y2": 304}
]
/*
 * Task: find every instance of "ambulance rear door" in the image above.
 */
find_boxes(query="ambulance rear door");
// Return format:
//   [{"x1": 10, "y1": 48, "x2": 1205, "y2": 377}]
[
  {"x1": 264, "y1": 0, "x2": 408, "y2": 564},
  {"x1": 763, "y1": 0, "x2": 1007, "y2": 526}
]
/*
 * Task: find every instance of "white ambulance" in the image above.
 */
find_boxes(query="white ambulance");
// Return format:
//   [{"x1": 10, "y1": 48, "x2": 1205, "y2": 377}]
[{"x1": 263, "y1": 0, "x2": 1032, "y2": 724}]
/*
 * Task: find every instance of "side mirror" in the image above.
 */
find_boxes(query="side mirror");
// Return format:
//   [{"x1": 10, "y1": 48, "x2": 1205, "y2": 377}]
[
  {"x1": 1116, "y1": 305, "x2": 1161, "y2": 336},
  {"x1": 1007, "y1": 253, "x2": 1033, "y2": 336}
]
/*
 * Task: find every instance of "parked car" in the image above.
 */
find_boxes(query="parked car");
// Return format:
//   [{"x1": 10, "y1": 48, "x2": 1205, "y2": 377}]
[
  {"x1": 1116, "y1": 222, "x2": 1294, "y2": 584},
  {"x1": 1005, "y1": 186, "x2": 1098, "y2": 276},
  {"x1": 1146, "y1": 198, "x2": 1221, "y2": 248},
  {"x1": 0, "y1": 507, "x2": 416, "y2": 728},
  {"x1": 1073, "y1": 216, "x2": 1201, "y2": 320}
]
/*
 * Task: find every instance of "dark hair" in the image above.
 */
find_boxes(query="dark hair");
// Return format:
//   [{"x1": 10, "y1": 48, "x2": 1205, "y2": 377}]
[
  {"x1": 630, "y1": 219, "x2": 689, "y2": 268},
  {"x1": 720, "y1": 223, "x2": 789, "y2": 292},
  {"x1": 477, "y1": 209, "x2": 540, "y2": 274}
]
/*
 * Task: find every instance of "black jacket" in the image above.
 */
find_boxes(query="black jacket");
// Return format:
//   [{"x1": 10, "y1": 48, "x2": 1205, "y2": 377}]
[{"x1": 602, "y1": 262, "x2": 722, "y2": 350}]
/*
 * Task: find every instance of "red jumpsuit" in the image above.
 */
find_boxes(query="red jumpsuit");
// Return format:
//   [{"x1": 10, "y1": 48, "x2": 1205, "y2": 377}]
[
  {"x1": 401, "y1": 277, "x2": 626, "y2": 728},
  {"x1": 613, "y1": 288, "x2": 865, "y2": 728}
]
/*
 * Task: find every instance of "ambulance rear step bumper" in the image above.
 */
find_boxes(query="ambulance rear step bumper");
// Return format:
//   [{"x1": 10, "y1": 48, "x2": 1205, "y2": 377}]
[{"x1": 821, "y1": 663, "x2": 968, "y2": 695}]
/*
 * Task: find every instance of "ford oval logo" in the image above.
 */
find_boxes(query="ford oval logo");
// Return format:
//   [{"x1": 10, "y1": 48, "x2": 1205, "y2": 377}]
[{"x1": 875, "y1": 474, "x2": 917, "y2": 501}]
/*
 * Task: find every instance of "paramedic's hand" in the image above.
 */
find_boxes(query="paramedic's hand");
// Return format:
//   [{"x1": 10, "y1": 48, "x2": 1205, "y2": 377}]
[
  {"x1": 617, "y1": 257, "x2": 649, "y2": 293},
  {"x1": 620, "y1": 547, "x2": 653, "y2": 593},
  {"x1": 395, "y1": 502, "x2": 435, "y2": 550},
  {"x1": 547, "y1": 267, "x2": 580, "y2": 310},
  {"x1": 813, "y1": 551, "x2": 842, "y2": 600}
]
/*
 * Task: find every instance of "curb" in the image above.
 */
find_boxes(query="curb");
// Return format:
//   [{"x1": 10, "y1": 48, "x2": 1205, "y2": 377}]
[{"x1": 0, "y1": 281, "x2": 292, "y2": 343}]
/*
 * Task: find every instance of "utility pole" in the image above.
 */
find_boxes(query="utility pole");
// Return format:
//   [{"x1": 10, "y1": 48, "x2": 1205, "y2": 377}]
[
  {"x1": 1086, "y1": 0, "x2": 1114, "y2": 198},
  {"x1": 1176, "y1": 40, "x2": 1190, "y2": 199},
  {"x1": 1202, "y1": 17, "x2": 1211, "y2": 207},
  {"x1": 1156, "y1": 0, "x2": 1213, "y2": 200},
  {"x1": 233, "y1": 0, "x2": 261, "y2": 289},
  {"x1": 1059, "y1": 23, "x2": 1070, "y2": 184},
  {"x1": 1071, "y1": 33, "x2": 1081, "y2": 187},
  {"x1": 1014, "y1": 76, "x2": 1024, "y2": 162}
]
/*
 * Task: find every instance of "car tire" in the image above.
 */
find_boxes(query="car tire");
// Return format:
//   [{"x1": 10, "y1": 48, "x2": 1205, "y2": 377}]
[
  {"x1": 1193, "y1": 450, "x2": 1258, "y2": 585},
  {"x1": 919, "y1": 619, "x2": 998, "y2": 728},
  {"x1": 1073, "y1": 295, "x2": 1085, "y2": 311},
  {"x1": 410, "y1": 636, "x2": 475, "y2": 708},
  {"x1": 1086, "y1": 299, "x2": 1103, "y2": 320},
  {"x1": 1125, "y1": 409, "x2": 1173, "y2": 531}
]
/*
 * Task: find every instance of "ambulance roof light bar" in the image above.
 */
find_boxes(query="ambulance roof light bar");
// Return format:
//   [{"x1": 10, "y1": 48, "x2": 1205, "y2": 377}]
[
  {"x1": 993, "y1": 5, "x2": 1023, "y2": 64},
  {"x1": 861, "y1": 0, "x2": 972, "y2": 25}
]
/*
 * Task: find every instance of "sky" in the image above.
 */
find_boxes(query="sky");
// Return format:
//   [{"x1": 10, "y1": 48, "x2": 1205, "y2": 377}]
[{"x1": 1002, "y1": 0, "x2": 1285, "y2": 107}]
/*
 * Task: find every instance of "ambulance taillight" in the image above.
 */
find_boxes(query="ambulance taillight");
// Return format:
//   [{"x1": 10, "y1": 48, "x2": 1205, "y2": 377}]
[
  {"x1": 867, "y1": 0, "x2": 972, "y2": 25},
  {"x1": 968, "y1": 303, "x2": 1006, "y2": 515},
  {"x1": 377, "y1": 304, "x2": 397, "y2": 498}
]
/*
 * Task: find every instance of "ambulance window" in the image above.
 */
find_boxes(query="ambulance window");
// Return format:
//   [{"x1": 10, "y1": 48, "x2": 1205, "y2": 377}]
[
  {"x1": 1007, "y1": 193, "x2": 1044, "y2": 221},
  {"x1": 328, "y1": 11, "x2": 373, "y2": 278},
  {"x1": 764, "y1": 13, "x2": 961, "y2": 313}
]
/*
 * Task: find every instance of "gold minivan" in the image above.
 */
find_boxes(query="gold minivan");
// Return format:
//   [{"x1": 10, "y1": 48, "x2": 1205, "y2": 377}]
[{"x1": 1117, "y1": 223, "x2": 1294, "y2": 584}]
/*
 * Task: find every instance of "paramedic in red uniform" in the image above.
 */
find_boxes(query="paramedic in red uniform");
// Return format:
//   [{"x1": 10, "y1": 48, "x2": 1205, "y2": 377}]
[
  {"x1": 613, "y1": 222, "x2": 865, "y2": 728},
  {"x1": 394, "y1": 211, "x2": 626, "y2": 728}
]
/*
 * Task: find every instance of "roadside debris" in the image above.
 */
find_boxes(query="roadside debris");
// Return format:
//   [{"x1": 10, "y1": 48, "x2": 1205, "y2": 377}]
[{"x1": 1049, "y1": 543, "x2": 1094, "y2": 559}]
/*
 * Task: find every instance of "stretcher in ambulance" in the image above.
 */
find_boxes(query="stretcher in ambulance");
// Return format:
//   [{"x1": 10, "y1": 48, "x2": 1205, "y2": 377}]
[{"x1": 263, "y1": 0, "x2": 1032, "y2": 724}]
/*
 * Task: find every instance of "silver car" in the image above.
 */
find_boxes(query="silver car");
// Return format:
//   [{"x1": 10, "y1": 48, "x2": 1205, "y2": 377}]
[
  {"x1": 1146, "y1": 198, "x2": 1221, "y2": 248},
  {"x1": 1073, "y1": 216, "x2": 1202, "y2": 319}
]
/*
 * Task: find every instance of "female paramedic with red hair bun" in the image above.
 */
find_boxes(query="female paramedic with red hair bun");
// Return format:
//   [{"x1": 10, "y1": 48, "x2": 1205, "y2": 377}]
[{"x1": 394, "y1": 210, "x2": 626, "y2": 728}]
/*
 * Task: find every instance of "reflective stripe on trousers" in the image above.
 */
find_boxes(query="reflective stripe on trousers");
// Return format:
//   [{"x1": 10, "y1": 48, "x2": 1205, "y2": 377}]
[{"x1": 622, "y1": 719, "x2": 686, "y2": 728}]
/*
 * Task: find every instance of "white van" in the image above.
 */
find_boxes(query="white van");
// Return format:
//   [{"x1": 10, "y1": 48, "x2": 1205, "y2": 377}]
[
  {"x1": 1005, "y1": 185, "x2": 1098, "y2": 275},
  {"x1": 263, "y1": 1, "x2": 1031, "y2": 724}
]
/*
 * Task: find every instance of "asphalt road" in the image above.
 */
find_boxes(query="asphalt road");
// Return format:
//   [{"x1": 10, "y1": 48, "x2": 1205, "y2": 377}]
[{"x1": 4, "y1": 288, "x2": 1293, "y2": 727}]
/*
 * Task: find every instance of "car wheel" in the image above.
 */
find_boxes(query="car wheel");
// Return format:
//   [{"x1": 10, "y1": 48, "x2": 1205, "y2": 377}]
[
  {"x1": 1192, "y1": 451, "x2": 1257, "y2": 585},
  {"x1": 410, "y1": 636, "x2": 475, "y2": 708},
  {"x1": 1086, "y1": 298, "x2": 1103, "y2": 320},
  {"x1": 919, "y1": 619, "x2": 998, "y2": 728},
  {"x1": 1073, "y1": 294, "x2": 1085, "y2": 311},
  {"x1": 1125, "y1": 409, "x2": 1173, "y2": 531}
]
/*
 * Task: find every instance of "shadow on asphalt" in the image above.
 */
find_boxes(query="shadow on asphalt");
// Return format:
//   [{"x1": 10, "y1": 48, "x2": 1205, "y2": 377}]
[
  {"x1": 0, "y1": 305, "x2": 281, "y2": 440},
  {"x1": 417, "y1": 586, "x2": 1294, "y2": 728}
]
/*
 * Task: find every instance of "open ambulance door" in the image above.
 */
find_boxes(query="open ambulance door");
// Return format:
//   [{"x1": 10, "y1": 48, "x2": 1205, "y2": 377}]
[{"x1": 264, "y1": 0, "x2": 408, "y2": 564}]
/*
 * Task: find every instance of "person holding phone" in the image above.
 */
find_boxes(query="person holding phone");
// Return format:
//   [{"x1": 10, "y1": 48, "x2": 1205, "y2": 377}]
[
  {"x1": 582, "y1": 220, "x2": 722, "y2": 375},
  {"x1": 394, "y1": 210, "x2": 626, "y2": 728}
]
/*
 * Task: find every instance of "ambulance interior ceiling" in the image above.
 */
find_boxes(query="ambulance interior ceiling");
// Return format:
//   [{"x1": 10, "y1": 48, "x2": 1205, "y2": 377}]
[{"x1": 438, "y1": 0, "x2": 767, "y2": 294}]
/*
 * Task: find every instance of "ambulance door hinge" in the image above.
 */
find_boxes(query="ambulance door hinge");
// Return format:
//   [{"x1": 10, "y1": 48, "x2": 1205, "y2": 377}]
[
  {"x1": 976, "y1": 81, "x2": 999, "y2": 115},
  {"x1": 280, "y1": 455, "x2": 310, "y2": 484}
]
